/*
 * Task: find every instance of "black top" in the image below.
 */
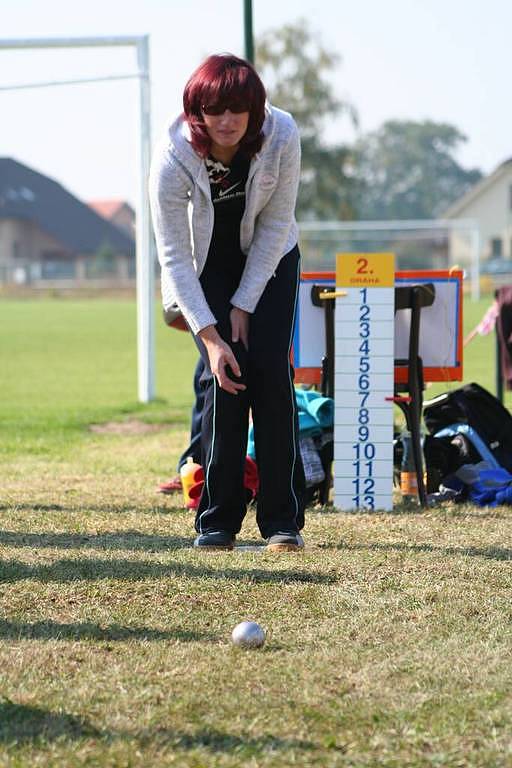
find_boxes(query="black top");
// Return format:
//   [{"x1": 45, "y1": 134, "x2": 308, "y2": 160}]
[{"x1": 204, "y1": 151, "x2": 250, "y2": 277}]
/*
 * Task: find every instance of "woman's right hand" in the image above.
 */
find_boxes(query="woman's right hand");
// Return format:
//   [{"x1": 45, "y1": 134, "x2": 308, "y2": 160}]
[{"x1": 198, "y1": 325, "x2": 246, "y2": 395}]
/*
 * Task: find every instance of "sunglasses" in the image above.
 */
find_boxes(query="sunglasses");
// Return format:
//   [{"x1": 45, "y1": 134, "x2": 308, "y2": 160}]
[{"x1": 201, "y1": 100, "x2": 250, "y2": 116}]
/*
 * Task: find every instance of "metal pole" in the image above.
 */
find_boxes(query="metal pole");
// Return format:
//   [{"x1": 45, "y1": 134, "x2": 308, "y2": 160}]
[
  {"x1": 136, "y1": 35, "x2": 155, "y2": 402},
  {"x1": 298, "y1": 218, "x2": 478, "y2": 232},
  {"x1": 0, "y1": 35, "x2": 143, "y2": 49},
  {"x1": 496, "y1": 321, "x2": 504, "y2": 403},
  {"x1": 470, "y1": 227, "x2": 481, "y2": 301},
  {"x1": 0, "y1": 74, "x2": 139, "y2": 92},
  {"x1": 244, "y1": 0, "x2": 254, "y2": 64}
]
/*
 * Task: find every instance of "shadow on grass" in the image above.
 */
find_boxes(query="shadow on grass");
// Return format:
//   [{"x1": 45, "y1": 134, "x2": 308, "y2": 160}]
[
  {"x1": 0, "y1": 557, "x2": 336, "y2": 585},
  {"x1": 0, "y1": 503, "x2": 184, "y2": 516},
  {"x1": 0, "y1": 530, "x2": 192, "y2": 552},
  {"x1": 0, "y1": 700, "x2": 316, "y2": 755},
  {"x1": 139, "y1": 727, "x2": 316, "y2": 753},
  {"x1": 0, "y1": 699, "x2": 100, "y2": 744},
  {"x1": 336, "y1": 541, "x2": 512, "y2": 562},
  {"x1": 0, "y1": 619, "x2": 213, "y2": 642},
  {"x1": 0, "y1": 504, "x2": 68, "y2": 513}
]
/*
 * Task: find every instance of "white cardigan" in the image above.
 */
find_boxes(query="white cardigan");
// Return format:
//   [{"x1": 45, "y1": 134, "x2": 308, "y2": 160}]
[{"x1": 149, "y1": 104, "x2": 300, "y2": 334}]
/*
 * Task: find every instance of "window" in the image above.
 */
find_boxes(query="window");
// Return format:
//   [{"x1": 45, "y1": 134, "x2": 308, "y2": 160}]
[
  {"x1": 491, "y1": 238, "x2": 503, "y2": 258},
  {"x1": 41, "y1": 250, "x2": 76, "y2": 279}
]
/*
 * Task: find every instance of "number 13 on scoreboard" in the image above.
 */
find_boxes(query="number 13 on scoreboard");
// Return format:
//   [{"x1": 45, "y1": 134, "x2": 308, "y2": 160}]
[{"x1": 334, "y1": 253, "x2": 395, "y2": 512}]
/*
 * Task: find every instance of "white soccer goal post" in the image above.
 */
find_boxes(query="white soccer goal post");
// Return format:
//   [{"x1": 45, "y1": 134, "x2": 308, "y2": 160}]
[{"x1": 0, "y1": 35, "x2": 155, "y2": 402}]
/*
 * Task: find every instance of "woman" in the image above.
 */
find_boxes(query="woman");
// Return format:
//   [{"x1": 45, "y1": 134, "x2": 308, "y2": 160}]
[{"x1": 150, "y1": 53, "x2": 306, "y2": 551}]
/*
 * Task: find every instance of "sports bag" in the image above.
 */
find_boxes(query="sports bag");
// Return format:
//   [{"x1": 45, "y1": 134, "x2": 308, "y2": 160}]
[{"x1": 423, "y1": 382, "x2": 512, "y2": 473}]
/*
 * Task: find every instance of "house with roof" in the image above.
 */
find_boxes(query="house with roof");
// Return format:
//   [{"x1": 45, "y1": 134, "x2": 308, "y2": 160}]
[
  {"x1": 0, "y1": 158, "x2": 135, "y2": 286},
  {"x1": 88, "y1": 199, "x2": 135, "y2": 238},
  {"x1": 444, "y1": 158, "x2": 512, "y2": 266}
]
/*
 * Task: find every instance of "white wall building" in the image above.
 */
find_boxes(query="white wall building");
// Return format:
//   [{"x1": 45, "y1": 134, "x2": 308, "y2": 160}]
[{"x1": 445, "y1": 158, "x2": 512, "y2": 263}]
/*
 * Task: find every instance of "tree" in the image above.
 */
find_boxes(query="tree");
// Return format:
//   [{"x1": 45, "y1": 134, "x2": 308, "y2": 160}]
[
  {"x1": 354, "y1": 121, "x2": 483, "y2": 220},
  {"x1": 256, "y1": 19, "x2": 359, "y2": 220}
]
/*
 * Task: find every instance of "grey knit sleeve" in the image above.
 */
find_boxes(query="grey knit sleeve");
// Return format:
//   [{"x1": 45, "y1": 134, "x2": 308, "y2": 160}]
[{"x1": 149, "y1": 149, "x2": 217, "y2": 334}]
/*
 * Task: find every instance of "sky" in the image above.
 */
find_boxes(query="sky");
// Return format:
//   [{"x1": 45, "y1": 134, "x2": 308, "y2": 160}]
[{"x1": 1, "y1": 0, "x2": 511, "y2": 207}]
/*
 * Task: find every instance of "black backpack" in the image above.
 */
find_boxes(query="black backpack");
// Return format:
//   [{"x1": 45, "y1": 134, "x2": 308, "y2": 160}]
[
  {"x1": 394, "y1": 431, "x2": 480, "y2": 494},
  {"x1": 423, "y1": 382, "x2": 512, "y2": 473}
]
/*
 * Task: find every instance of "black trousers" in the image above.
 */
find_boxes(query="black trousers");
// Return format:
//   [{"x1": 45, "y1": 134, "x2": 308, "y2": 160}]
[
  {"x1": 177, "y1": 356, "x2": 204, "y2": 471},
  {"x1": 195, "y1": 245, "x2": 306, "y2": 539}
]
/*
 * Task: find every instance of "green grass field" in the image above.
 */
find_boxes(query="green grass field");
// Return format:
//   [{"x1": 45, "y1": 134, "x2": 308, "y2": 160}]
[{"x1": 1, "y1": 295, "x2": 512, "y2": 767}]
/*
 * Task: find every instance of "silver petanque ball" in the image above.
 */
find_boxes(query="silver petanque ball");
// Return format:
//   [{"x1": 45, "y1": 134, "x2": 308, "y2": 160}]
[{"x1": 231, "y1": 621, "x2": 266, "y2": 649}]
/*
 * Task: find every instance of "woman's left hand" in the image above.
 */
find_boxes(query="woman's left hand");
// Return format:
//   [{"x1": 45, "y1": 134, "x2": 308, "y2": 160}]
[{"x1": 230, "y1": 307, "x2": 250, "y2": 350}]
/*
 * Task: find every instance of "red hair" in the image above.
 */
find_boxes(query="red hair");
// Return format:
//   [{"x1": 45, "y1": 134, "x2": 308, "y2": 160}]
[{"x1": 183, "y1": 53, "x2": 266, "y2": 158}]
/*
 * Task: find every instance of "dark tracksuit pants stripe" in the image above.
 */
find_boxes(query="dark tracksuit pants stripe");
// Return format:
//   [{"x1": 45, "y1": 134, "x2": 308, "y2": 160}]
[{"x1": 194, "y1": 245, "x2": 306, "y2": 539}]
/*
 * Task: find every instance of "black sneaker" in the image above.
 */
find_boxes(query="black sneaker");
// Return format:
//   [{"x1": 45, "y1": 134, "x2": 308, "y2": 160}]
[
  {"x1": 266, "y1": 531, "x2": 305, "y2": 552},
  {"x1": 193, "y1": 530, "x2": 235, "y2": 550}
]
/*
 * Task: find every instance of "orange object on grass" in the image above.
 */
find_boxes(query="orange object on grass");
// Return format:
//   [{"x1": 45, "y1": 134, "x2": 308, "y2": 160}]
[{"x1": 180, "y1": 457, "x2": 203, "y2": 507}]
